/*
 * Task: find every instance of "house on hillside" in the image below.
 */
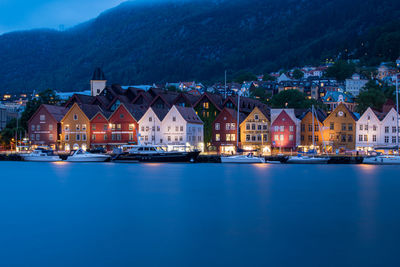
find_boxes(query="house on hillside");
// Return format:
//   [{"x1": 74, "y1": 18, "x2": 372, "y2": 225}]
[{"x1": 345, "y1": 74, "x2": 368, "y2": 96}]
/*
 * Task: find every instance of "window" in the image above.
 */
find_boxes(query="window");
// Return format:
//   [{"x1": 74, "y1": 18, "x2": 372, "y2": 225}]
[
  {"x1": 360, "y1": 125, "x2": 363, "y2": 131},
  {"x1": 252, "y1": 124, "x2": 256, "y2": 130},
  {"x1": 149, "y1": 117, "x2": 152, "y2": 122},
  {"x1": 315, "y1": 124, "x2": 319, "y2": 131},
  {"x1": 117, "y1": 124, "x2": 121, "y2": 130},
  {"x1": 301, "y1": 124, "x2": 305, "y2": 132},
  {"x1": 120, "y1": 114, "x2": 124, "y2": 119},
  {"x1": 76, "y1": 125, "x2": 80, "y2": 131},
  {"x1": 175, "y1": 136, "x2": 178, "y2": 141},
  {"x1": 385, "y1": 136, "x2": 389, "y2": 143},
  {"x1": 179, "y1": 136, "x2": 183, "y2": 142},
  {"x1": 231, "y1": 134, "x2": 236, "y2": 141},
  {"x1": 129, "y1": 124, "x2": 134, "y2": 131},
  {"x1": 359, "y1": 135, "x2": 363, "y2": 142},
  {"x1": 37, "y1": 125, "x2": 41, "y2": 131},
  {"x1": 92, "y1": 134, "x2": 96, "y2": 140},
  {"x1": 226, "y1": 134, "x2": 231, "y2": 141},
  {"x1": 31, "y1": 125, "x2": 35, "y2": 131},
  {"x1": 231, "y1": 123, "x2": 235, "y2": 130},
  {"x1": 365, "y1": 125, "x2": 368, "y2": 131},
  {"x1": 73, "y1": 114, "x2": 78, "y2": 120},
  {"x1": 157, "y1": 126, "x2": 160, "y2": 131},
  {"x1": 173, "y1": 117, "x2": 176, "y2": 122},
  {"x1": 65, "y1": 134, "x2": 69, "y2": 141},
  {"x1": 76, "y1": 134, "x2": 80, "y2": 141},
  {"x1": 175, "y1": 126, "x2": 179, "y2": 132},
  {"x1": 129, "y1": 133, "x2": 133, "y2": 141},
  {"x1": 280, "y1": 126, "x2": 284, "y2": 131},
  {"x1": 314, "y1": 135, "x2": 319, "y2": 142},
  {"x1": 274, "y1": 126, "x2": 279, "y2": 131},
  {"x1": 280, "y1": 135, "x2": 284, "y2": 141},
  {"x1": 49, "y1": 124, "x2": 53, "y2": 131},
  {"x1": 251, "y1": 135, "x2": 256, "y2": 141},
  {"x1": 308, "y1": 124, "x2": 313, "y2": 131},
  {"x1": 168, "y1": 136, "x2": 171, "y2": 141},
  {"x1": 146, "y1": 126, "x2": 149, "y2": 132},
  {"x1": 246, "y1": 135, "x2": 250, "y2": 141},
  {"x1": 263, "y1": 134, "x2": 268, "y2": 142},
  {"x1": 385, "y1": 127, "x2": 389, "y2": 133},
  {"x1": 341, "y1": 135, "x2": 346, "y2": 142},
  {"x1": 308, "y1": 135, "x2": 312, "y2": 142},
  {"x1": 348, "y1": 135, "x2": 353, "y2": 142},
  {"x1": 92, "y1": 124, "x2": 96, "y2": 131},
  {"x1": 117, "y1": 134, "x2": 121, "y2": 141},
  {"x1": 257, "y1": 125, "x2": 262, "y2": 130},
  {"x1": 226, "y1": 123, "x2": 230, "y2": 130},
  {"x1": 30, "y1": 134, "x2": 34, "y2": 140},
  {"x1": 36, "y1": 134, "x2": 40, "y2": 141},
  {"x1": 104, "y1": 134, "x2": 108, "y2": 140},
  {"x1": 82, "y1": 124, "x2": 87, "y2": 131},
  {"x1": 289, "y1": 135, "x2": 293, "y2": 141},
  {"x1": 263, "y1": 124, "x2": 268, "y2": 131},
  {"x1": 289, "y1": 126, "x2": 294, "y2": 132},
  {"x1": 203, "y1": 102, "x2": 209, "y2": 109},
  {"x1": 330, "y1": 123, "x2": 334, "y2": 130},
  {"x1": 40, "y1": 115, "x2": 45, "y2": 121},
  {"x1": 246, "y1": 123, "x2": 250, "y2": 130},
  {"x1": 49, "y1": 134, "x2": 53, "y2": 141},
  {"x1": 373, "y1": 135, "x2": 377, "y2": 142},
  {"x1": 180, "y1": 126, "x2": 183, "y2": 132},
  {"x1": 393, "y1": 127, "x2": 397, "y2": 133},
  {"x1": 82, "y1": 134, "x2": 87, "y2": 141},
  {"x1": 274, "y1": 135, "x2": 279, "y2": 141},
  {"x1": 254, "y1": 114, "x2": 259, "y2": 120},
  {"x1": 373, "y1": 125, "x2": 377, "y2": 131},
  {"x1": 392, "y1": 136, "x2": 397, "y2": 143},
  {"x1": 364, "y1": 135, "x2": 368, "y2": 142},
  {"x1": 341, "y1": 123, "x2": 346, "y2": 131},
  {"x1": 215, "y1": 123, "x2": 220, "y2": 130},
  {"x1": 348, "y1": 124, "x2": 353, "y2": 131},
  {"x1": 301, "y1": 135, "x2": 305, "y2": 141}
]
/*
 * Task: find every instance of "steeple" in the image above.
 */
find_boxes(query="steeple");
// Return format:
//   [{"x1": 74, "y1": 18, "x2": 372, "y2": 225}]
[{"x1": 90, "y1": 67, "x2": 107, "y2": 96}]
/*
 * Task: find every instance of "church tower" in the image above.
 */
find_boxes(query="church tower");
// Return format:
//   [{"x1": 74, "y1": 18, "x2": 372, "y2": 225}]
[{"x1": 90, "y1": 67, "x2": 107, "y2": 96}]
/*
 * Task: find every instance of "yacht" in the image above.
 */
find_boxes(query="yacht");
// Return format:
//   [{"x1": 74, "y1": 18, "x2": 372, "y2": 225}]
[
  {"x1": 363, "y1": 155, "x2": 400, "y2": 165},
  {"x1": 221, "y1": 153, "x2": 265, "y2": 163},
  {"x1": 285, "y1": 154, "x2": 329, "y2": 164},
  {"x1": 113, "y1": 145, "x2": 200, "y2": 163},
  {"x1": 65, "y1": 149, "x2": 111, "y2": 162},
  {"x1": 21, "y1": 148, "x2": 61, "y2": 162}
]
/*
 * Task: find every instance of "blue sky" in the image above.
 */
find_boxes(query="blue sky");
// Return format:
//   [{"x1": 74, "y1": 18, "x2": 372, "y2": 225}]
[{"x1": 0, "y1": 0, "x2": 126, "y2": 34}]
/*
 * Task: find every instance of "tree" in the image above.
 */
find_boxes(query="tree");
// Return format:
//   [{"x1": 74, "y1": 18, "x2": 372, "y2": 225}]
[
  {"x1": 270, "y1": 89, "x2": 325, "y2": 109},
  {"x1": 233, "y1": 71, "x2": 257, "y2": 84},
  {"x1": 324, "y1": 60, "x2": 356, "y2": 81},
  {"x1": 262, "y1": 73, "x2": 277, "y2": 82},
  {"x1": 355, "y1": 80, "x2": 386, "y2": 114},
  {"x1": 250, "y1": 86, "x2": 267, "y2": 103},
  {"x1": 292, "y1": 69, "x2": 304, "y2": 80}
]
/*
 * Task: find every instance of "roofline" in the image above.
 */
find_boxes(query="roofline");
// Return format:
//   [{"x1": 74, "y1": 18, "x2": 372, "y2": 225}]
[
  {"x1": 193, "y1": 93, "x2": 222, "y2": 111},
  {"x1": 61, "y1": 102, "x2": 90, "y2": 123},
  {"x1": 108, "y1": 102, "x2": 138, "y2": 122}
]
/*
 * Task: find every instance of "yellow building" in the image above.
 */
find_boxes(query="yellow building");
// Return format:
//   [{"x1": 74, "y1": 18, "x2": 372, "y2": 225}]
[
  {"x1": 61, "y1": 103, "x2": 102, "y2": 151},
  {"x1": 323, "y1": 103, "x2": 357, "y2": 152},
  {"x1": 299, "y1": 109, "x2": 327, "y2": 153},
  {"x1": 240, "y1": 107, "x2": 271, "y2": 155}
]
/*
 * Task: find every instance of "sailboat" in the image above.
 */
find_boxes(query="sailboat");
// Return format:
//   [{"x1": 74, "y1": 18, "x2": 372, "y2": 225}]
[
  {"x1": 364, "y1": 74, "x2": 400, "y2": 165},
  {"x1": 286, "y1": 105, "x2": 329, "y2": 164},
  {"x1": 220, "y1": 87, "x2": 265, "y2": 164}
]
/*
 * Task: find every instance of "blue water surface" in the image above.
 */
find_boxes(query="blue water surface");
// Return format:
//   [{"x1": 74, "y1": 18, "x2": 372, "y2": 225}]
[{"x1": 0, "y1": 162, "x2": 399, "y2": 266}]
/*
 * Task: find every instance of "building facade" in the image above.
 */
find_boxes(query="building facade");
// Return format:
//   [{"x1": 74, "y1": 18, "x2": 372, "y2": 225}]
[
  {"x1": 138, "y1": 107, "x2": 167, "y2": 145},
  {"x1": 107, "y1": 104, "x2": 139, "y2": 146},
  {"x1": 270, "y1": 109, "x2": 300, "y2": 151},
  {"x1": 345, "y1": 74, "x2": 368, "y2": 96},
  {"x1": 299, "y1": 109, "x2": 327, "y2": 153},
  {"x1": 240, "y1": 107, "x2": 271, "y2": 155}
]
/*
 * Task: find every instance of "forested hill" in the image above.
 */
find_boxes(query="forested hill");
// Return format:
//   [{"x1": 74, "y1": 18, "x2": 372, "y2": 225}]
[{"x1": 0, "y1": 0, "x2": 399, "y2": 93}]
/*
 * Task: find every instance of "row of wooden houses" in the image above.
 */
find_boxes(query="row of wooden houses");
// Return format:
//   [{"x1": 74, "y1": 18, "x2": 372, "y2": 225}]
[{"x1": 27, "y1": 84, "x2": 399, "y2": 154}]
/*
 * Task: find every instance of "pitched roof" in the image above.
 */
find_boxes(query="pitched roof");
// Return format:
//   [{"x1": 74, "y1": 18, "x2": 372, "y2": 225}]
[
  {"x1": 42, "y1": 104, "x2": 68, "y2": 122},
  {"x1": 65, "y1": 94, "x2": 96, "y2": 107},
  {"x1": 125, "y1": 103, "x2": 147, "y2": 121},
  {"x1": 175, "y1": 106, "x2": 203, "y2": 124},
  {"x1": 152, "y1": 107, "x2": 169, "y2": 121},
  {"x1": 92, "y1": 67, "x2": 106, "y2": 80},
  {"x1": 79, "y1": 104, "x2": 103, "y2": 120},
  {"x1": 223, "y1": 108, "x2": 247, "y2": 124},
  {"x1": 298, "y1": 108, "x2": 327, "y2": 122},
  {"x1": 193, "y1": 92, "x2": 224, "y2": 110}
]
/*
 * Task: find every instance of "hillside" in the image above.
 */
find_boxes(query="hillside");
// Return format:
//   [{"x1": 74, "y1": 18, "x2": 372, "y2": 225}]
[{"x1": 0, "y1": 0, "x2": 399, "y2": 93}]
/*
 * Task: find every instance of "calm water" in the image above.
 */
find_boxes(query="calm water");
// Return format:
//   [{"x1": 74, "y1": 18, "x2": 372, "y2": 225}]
[{"x1": 0, "y1": 162, "x2": 400, "y2": 266}]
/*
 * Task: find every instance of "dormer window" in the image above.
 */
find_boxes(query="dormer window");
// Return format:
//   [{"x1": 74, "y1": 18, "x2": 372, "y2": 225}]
[{"x1": 203, "y1": 102, "x2": 209, "y2": 109}]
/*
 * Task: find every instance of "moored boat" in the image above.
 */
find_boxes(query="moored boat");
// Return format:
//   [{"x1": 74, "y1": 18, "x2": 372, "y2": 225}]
[
  {"x1": 286, "y1": 154, "x2": 329, "y2": 164},
  {"x1": 21, "y1": 148, "x2": 61, "y2": 162},
  {"x1": 221, "y1": 153, "x2": 265, "y2": 163},
  {"x1": 65, "y1": 149, "x2": 110, "y2": 162},
  {"x1": 113, "y1": 145, "x2": 200, "y2": 163},
  {"x1": 363, "y1": 155, "x2": 400, "y2": 165}
]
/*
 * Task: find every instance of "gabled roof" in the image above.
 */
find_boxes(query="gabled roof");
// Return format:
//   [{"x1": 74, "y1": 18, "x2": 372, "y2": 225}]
[
  {"x1": 152, "y1": 107, "x2": 169, "y2": 121},
  {"x1": 218, "y1": 107, "x2": 247, "y2": 124},
  {"x1": 298, "y1": 108, "x2": 327, "y2": 122},
  {"x1": 80, "y1": 104, "x2": 104, "y2": 120},
  {"x1": 223, "y1": 95, "x2": 269, "y2": 114},
  {"x1": 125, "y1": 103, "x2": 147, "y2": 122},
  {"x1": 64, "y1": 94, "x2": 96, "y2": 108},
  {"x1": 193, "y1": 92, "x2": 224, "y2": 110},
  {"x1": 175, "y1": 106, "x2": 203, "y2": 124},
  {"x1": 131, "y1": 91, "x2": 153, "y2": 106},
  {"x1": 28, "y1": 104, "x2": 68, "y2": 124}
]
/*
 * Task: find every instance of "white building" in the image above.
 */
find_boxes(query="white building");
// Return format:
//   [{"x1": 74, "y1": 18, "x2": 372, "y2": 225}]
[
  {"x1": 138, "y1": 107, "x2": 168, "y2": 145},
  {"x1": 160, "y1": 105, "x2": 204, "y2": 151},
  {"x1": 345, "y1": 74, "x2": 368, "y2": 96},
  {"x1": 356, "y1": 107, "x2": 400, "y2": 151},
  {"x1": 90, "y1": 68, "x2": 107, "y2": 97}
]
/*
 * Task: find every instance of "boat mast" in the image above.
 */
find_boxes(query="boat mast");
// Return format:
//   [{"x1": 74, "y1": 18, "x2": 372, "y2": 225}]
[
  {"x1": 312, "y1": 105, "x2": 315, "y2": 152},
  {"x1": 236, "y1": 90, "x2": 240, "y2": 150}
]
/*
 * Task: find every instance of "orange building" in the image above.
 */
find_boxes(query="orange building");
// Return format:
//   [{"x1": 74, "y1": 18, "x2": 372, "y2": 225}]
[
  {"x1": 299, "y1": 109, "x2": 327, "y2": 153},
  {"x1": 323, "y1": 103, "x2": 358, "y2": 152}
]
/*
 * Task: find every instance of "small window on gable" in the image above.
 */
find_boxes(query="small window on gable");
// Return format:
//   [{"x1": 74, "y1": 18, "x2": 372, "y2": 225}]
[
  {"x1": 40, "y1": 115, "x2": 45, "y2": 121},
  {"x1": 120, "y1": 114, "x2": 124, "y2": 119},
  {"x1": 73, "y1": 114, "x2": 78, "y2": 120}
]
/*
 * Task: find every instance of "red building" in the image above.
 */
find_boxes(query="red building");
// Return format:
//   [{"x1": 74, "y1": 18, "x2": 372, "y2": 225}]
[
  {"x1": 90, "y1": 111, "x2": 111, "y2": 148},
  {"x1": 107, "y1": 104, "x2": 142, "y2": 146},
  {"x1": 270, "y1": 109, "x2": 299, "y2": 151},
  {"x1": 211, "y1": 108, "x2": 246, "y2": 154},
  {"x1": 28, "y1": 104, "x2": 68, "y2": 150}
]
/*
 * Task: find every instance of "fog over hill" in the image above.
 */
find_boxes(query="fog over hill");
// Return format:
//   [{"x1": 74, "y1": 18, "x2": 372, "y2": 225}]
[{"x1": 0, "y1": 0, "x2": 399, "y2": 93}]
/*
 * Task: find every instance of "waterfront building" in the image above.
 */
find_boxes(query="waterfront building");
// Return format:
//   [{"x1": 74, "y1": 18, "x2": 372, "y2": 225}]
[
  {"x1": 161, "y1": 105, "x2": 204, "y2": 151},
  {"x1": 379, "y1": 108, "x2": 400, "y2": 151},
  {"x1": 298, "y1": 108, "x2": 327, "y2": 153},
  {"x1": 138, "y1": 107, "x2": 168, "y2": 145},
  {"x1": 27, "y1": 104, "x2": 68, "y2": 150},
  {"x1": 240, "y1": 107, "x2": 271, "y2": 155},
  {"x1": 355, "y1": 107, "x2": 384, "y2": 152},
  {"x1": 107, "y1": 104, "x2": 143, "y2": 146},
  {"x1": 345, "y1": 74, "x2": 368, "y2": 96},
  {"x1": 90, "y1": 111, "x2": 111, "y2": 149},
  {"x1": 270, "y1": 109, "x2": 301, "y2": 152},
  {"x1": 61, "y1": 103, "x2": 102, "y2": 151},
  {"x1": 193, "y1": 93, "x2": 224, "y2": 151},
  {"x1": 323, "y1": 103, "x2": 358, "y2": 152},
  {"x1": 212, "y1": 108, "x2": 246, "y2": 154}
]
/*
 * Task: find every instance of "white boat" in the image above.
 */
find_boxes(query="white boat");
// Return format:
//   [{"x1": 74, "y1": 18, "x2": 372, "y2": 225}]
[
  {"x1": 286, "y1": 154, "x2": 329, "y2": 164},
  {"x1": 363, "y1": 155, "x2": 400, "y2": 165},
  {"x1": 21, "y1": 148, "x2": 61, "y2": 162},
  {"x1": 221, "y1": 153, "x2": 265, "y2": 164},
  {"x1": 66, "y1": 149, "x2": 110, "y2": 162}
]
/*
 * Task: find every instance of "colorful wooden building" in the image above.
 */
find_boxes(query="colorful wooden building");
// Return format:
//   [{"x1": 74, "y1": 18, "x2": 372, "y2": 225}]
[
  {"x1": 298, "y1": 109, "x2": 327, "y2": 153},
  {"x1": 270, "y1": 109, "x2": 300, "y2": 152}
]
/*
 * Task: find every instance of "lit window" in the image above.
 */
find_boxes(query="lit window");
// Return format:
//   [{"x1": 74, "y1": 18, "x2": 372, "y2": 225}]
[
  {"x1": 215, "y1": 123, "x2": 220, "y2": 130},
  {"x1": 215, "y1": 134, "x2": 220, "y2": 141}
]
